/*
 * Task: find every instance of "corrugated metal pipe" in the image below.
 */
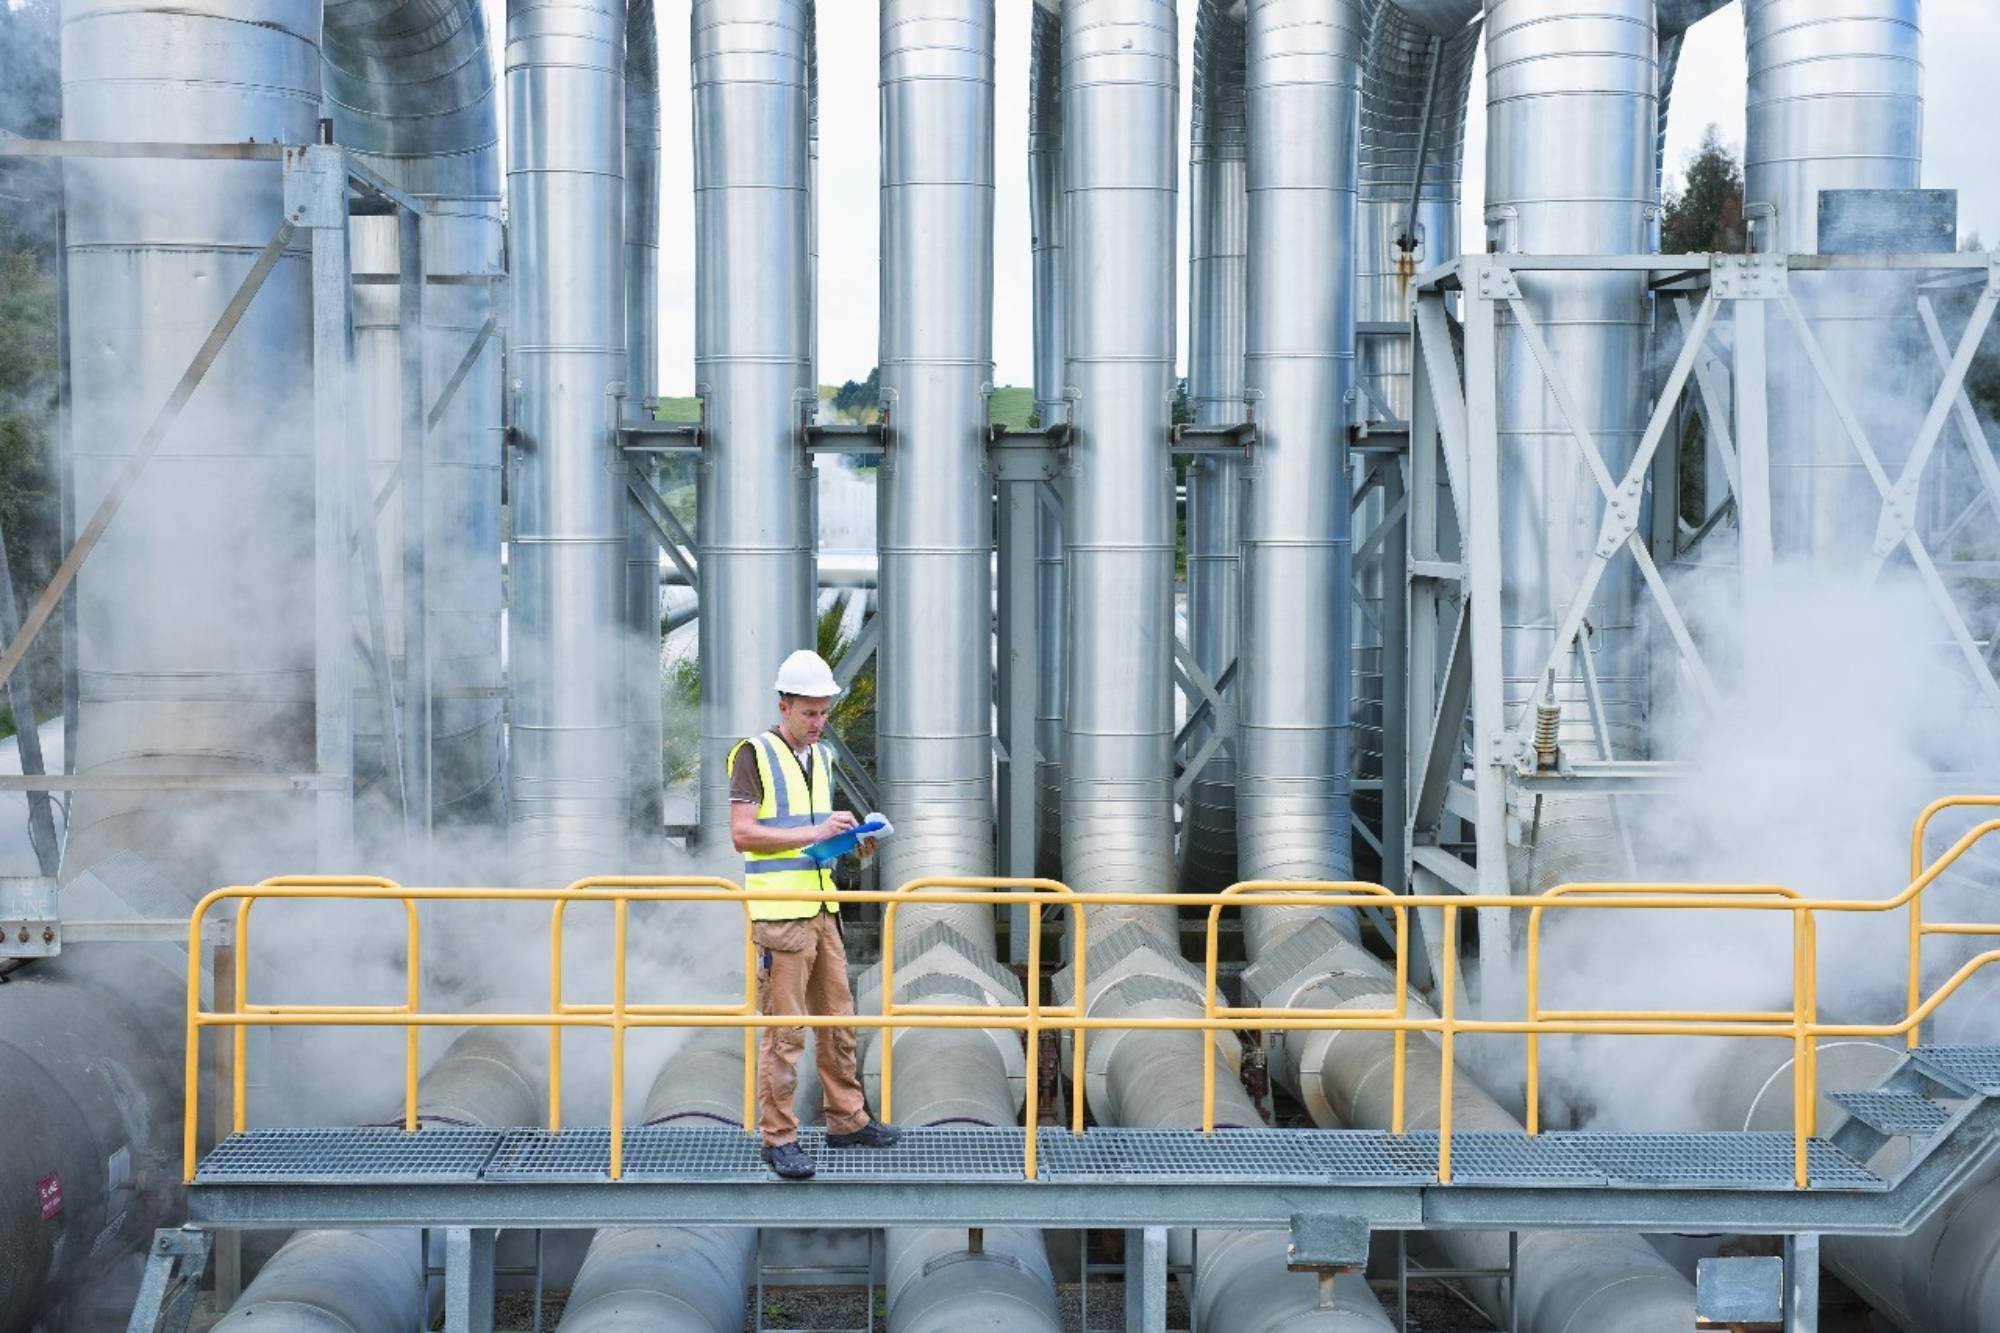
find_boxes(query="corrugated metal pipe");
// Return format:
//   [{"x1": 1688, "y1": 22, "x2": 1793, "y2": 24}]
[
  {"x1": 556, "y1": 1031, "x2": 757, "y2": 1331},
  {"x1": 505, "y1": 0, "x2": 633, "y2": 882},
  {"x1": 691, "y1": 0, "x2": 818, "y2": 849},
  {"x1": 1179, "y1": 0, "x2": 1247, "y2": 894},
  {"x1": 213, "y1": 1028, "x2": 545, "y2": 1330},
  {"x1": 1485, "y1": 0, "x2": 1660, "y2": 895},
  {"x1": 1058, "y1": 0, "x2": 1179, "y2": 923},
  {"x1": 1027, "y1": 0, "x2": 1066, "y2": 881},
  {"x1": 1241, "y1": 917, "x2": 1697, "y2": 1331},
  {"x1": 1055, "y1": 932, "x2": 1394, "y2": 1332},
  {"x1": 874, "y1": 0, "x2": 997, "y2": 918},
  {"x1": 1236, "y1": 0, "x2": 1366, "y2": 950},
  {"x1": 625, "y1": 0, "x2": 666, "y2": 847}
]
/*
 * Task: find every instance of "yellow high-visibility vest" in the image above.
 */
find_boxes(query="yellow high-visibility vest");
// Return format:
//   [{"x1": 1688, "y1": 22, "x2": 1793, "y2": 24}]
[{"x1": 732, "y1": 730, "x2": 838, "y2": 920}]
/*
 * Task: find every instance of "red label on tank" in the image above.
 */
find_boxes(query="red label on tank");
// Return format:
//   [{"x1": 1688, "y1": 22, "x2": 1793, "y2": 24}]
[{"x1": 37, "y1": 1173, "x2": 61, "y2": 1220}]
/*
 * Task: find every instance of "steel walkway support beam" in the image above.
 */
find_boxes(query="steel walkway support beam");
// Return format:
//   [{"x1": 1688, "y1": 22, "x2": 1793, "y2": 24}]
[
  {"x1": 442, "y1": 1227, "x2": 497, "y2": 1333},
  {"x1": 1784, "y1": 1233, "x2": 1819, "y2": 1333},
  {"x1": 1124, "y1": 1226, "x2": 1168, "y2": 1333}
]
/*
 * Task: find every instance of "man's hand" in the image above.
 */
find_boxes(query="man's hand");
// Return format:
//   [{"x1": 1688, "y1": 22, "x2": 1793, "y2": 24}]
[{"x1": 821, "y1": 810, "x2": 860, "y2": 837}]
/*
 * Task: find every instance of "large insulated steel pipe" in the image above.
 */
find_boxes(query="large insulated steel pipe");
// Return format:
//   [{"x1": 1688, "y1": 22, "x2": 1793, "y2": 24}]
[
  {"x1": 875, "y1": 0, "x2": 997, "y2": 925},
  {"x1": 557, "y1": 1032, "x2": 757, "y2": 1331},
  {"x1": 506, "y1": 0, "x2": 632, "y2": 881},
  {"x1": 1743, "y1": 0, "x2": 1923, "y2": 562},
  {"x1": 328, "y1": 0, "x2": 508, "y2": 845},
  {"x1": 214, "y1": 1029, "x2": 545, "y2": 1330},
  {"x1": 1028, "y1": 0, "x2": 1067, "y2": 880},
  {"x1": 1236, "y1": 0, "x2": 1366, "y2": 951},
  {"x1": 1179, "y1": 0, "x2": 1246, "y2": 894},
  {"x1": 1059, "y1": 0, "x2": 1179, "y2": 914},
  {"x1": 1485, "y1": 0, "x2": 1658, "y2": 892},
  {"x1": 1245, "y1": 920, "x2": 1697, "y2": 1331},
  {"x1": 691, "y1": 0, "x2": 817, "y2": 845},
  {"x1": 1060, "y1": 936, "x2": 1393, "y2": 1332},
  {"x1": 625, "y1": 0, "x2": 666, "y2": 846},
  {"x1": 59, "y1": 0, "x2": 320, "y2": 888},
  {"x1": 1691, "y1": 1037, "x2": 2000, "y2": 1333}
]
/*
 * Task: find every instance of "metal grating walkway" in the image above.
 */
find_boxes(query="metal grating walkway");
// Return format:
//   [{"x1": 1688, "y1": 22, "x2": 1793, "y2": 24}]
[
  {"x1": 1828, "y1": 1090, "x2": 1955, "y2": 1136},
  {"x1": 194, "y1": 1124, "x2": 1884, "y2": 1193},
  {"x1": 1914, "y1": 1045, "x2": 2000, "y2": 1095}
]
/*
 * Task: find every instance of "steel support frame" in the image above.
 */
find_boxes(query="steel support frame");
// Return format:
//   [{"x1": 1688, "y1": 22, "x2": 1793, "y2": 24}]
[{"x1": 1400, "y1": 250, "x2": 2000, "y2": 989}]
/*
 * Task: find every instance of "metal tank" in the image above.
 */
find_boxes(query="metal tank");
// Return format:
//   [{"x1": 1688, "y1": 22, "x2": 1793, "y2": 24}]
[
  {"x1": 59, "y1": 0, "x2": 321, "y2": 888},
  {"x1": 1485, "y1": 0, "x2": 1660, "y2": 892},
  {"x1": 1236, "y1": 0, "x2": 1366, "y2": 950},
  {"x1": 1180, "y1": 0, "x2": 1247, "y2": 894},
  {"x1": 505, "y1": 0, "x2": 632, "y2": 882},
  {"x1": 1059, "y1": 0, "x2": 1180, "y2": 917},
  {"x1": 691, "y1": 0, "x2": 818, "y2": 846}
]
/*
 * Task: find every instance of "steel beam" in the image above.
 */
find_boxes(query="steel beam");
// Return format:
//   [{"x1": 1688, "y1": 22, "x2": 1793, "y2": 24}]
[
  {"x1": 442, "y1": 1228, "x2": 497, "y2": 1333},
  {"x1": 1124, "y1": 1227, "x2": 1168, "y2": 1333},
  {"x1": 398, "y1": 205, "x2": 432, "y2": 858}
]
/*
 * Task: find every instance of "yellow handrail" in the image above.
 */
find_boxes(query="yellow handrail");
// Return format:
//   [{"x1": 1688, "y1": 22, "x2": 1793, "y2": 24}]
[{"x1": 180, "y1": 799, "x2": 2000, "y2": 1190}]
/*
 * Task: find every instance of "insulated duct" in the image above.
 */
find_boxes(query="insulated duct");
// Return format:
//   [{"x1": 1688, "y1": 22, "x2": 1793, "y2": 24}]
[
  {"x1": 1027, "y1": 0, "x2": 1066, "y2": 880},
  {"x1": 1180, "y1": 0, "x2": 1246, "y2": 894},
  {"x1": 1059, "y1": 0, "x2": 1179, "y2": 915},
  {"x1": 1485, "y1": 0, "x2": 1659, "y2": 894},
  {"x1": 1692, "y1": 1037, "x2": 2000, "y2": 1333},
  {"x1": 329, "y1": 0, "x2": 508, "y2": 847},
  {"x1": 1242, "y1": 918, "x2": 1697, "y2": 1332},
  {"x1": 505, "y1": 0, "x2": 632, "y2": 881},
  {"x1": 1236, "y1": 0, "x2": 1366, "y2": 951},
  {"x1": 875, "y1": 0, "x2": 997, "y2": 913},
  {"x1": 59, "y1": 0, "x2": 320, "y2": 887},
  {"x1": 692, "y1": 0, "x2": 817, "y2": 845},
  {"x1": 625, "y1": 0, "x2": 666, "y2": 846},
  {"x1": 214, "y1": 1028, "x2": 545, "y2": 1331},
  {"x1": 0, "y1": 855, "x2": 195, "y2": 1332},
  {"x1": 556, "y1": 1031, "x2": 757, "y2": 1332},
  {"x1": 1743, "y1": 0, "x2": 1925, "y2": 562},
  {"x1": 1056, "y1": 935, "x2": 1394, "y2": 1332},
  {"x1": 1351, "y1": 4, "x2": 1478, "y2": 834}
]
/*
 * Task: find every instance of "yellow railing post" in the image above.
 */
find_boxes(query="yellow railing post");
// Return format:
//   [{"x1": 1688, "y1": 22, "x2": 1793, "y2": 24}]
[
  {"x1": 548, "y1": 901, "x2": 565, "y2": 1132},
  {"x1": 1439, "y1": 903, "x2": 1458, "y2": 1185},
  {"x1": 881, "y1": 892, "x2": 898, "y2": 1127},
  {"x1": 405, "y1": 901, "x2": 421, "y2": 1133},
  {"x1": 1391, "y1": 900, "x2": 1408, "y2": 1136},
  {"x1": 1025, "y1": 897, "x2": 1043, "y2": 1179},
  {"x1": 610, "y1": 895, "x2": 628, "y2": 1180}
]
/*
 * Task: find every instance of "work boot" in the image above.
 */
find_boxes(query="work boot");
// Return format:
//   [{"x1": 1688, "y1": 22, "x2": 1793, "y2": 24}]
[
  {"x1": 826, "y1": 1119, "x2": 902, "y2": 1149},
  {"x1": 762, "y1": 1141, "x2": 816, "y2": 1180}
]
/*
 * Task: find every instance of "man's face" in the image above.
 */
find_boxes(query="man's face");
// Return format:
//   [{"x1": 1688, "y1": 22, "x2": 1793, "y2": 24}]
[{"x1": 779, "y1": 693, "x2": 832, "y2": 746}]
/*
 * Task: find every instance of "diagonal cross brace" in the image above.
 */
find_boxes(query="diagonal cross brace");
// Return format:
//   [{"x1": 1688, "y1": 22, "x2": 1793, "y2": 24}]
[
  {"x1": 626, "y1": 464, "x2": 699, "y2": 590},
  {"x1": 1505, "y1": 289, "x2": 1724, "y2": 735},
  {"x1": 1917, "y1": 298, "x2": 2000, "y2": 526},
  {"x1": 1865, "y1": 285, "x2": 1999, "y2": 569},
  {"x1": 1780, "y1": 291, "x2": 2000, "y2": 714}
]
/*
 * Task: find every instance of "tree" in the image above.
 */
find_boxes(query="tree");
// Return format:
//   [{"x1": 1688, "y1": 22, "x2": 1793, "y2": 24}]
[
  {"x1": 1661, "y1": 126, "x2": 1745, "y2": 255},
  {"x1": 831, "y1": 367, "x2": 880, "y2": 421}
]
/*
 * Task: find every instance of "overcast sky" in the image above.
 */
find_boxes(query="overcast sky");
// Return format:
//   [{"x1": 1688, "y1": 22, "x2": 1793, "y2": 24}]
[{"x1": 487, "y1": 2, "x2": 2000, "y2": 394}]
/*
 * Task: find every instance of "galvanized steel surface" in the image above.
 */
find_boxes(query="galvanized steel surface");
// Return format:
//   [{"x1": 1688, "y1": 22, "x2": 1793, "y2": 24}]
[
  {"x1": 691, "y1": 0, "x2": 818, "y2": 844},
  {"x1": 1059, "y1": 0, "x2": 1180, "y2": 916},
  {"x1": 1028, "y1": 1, "x2": 1067, "y2": 880},
  {"x1": 505, "y1": 0, "x2": 632, "y2": 882},
  {"x1": 625, "y1": 0, "x2": 667, "y2": 847}
]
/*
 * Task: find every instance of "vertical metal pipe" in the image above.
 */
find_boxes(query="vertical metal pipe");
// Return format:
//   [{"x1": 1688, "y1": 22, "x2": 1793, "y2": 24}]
[
  {"x1": 506, "y1": 0, "x2": 631, "y2": 882},
  {"x1": 1742, "y1": 0, "x2": 1924, "y2": 561},
  {"x1": 1060, "y1": 0, "x2": 1178, "y2": 920},
  {"x1": 691, "y1": 0, "x2": 816, "y2": 845},
  {"x1": 1237, "y1": 0, "x2": 1367, "y2": 953},
  {"x1": 625, "y1": 0, "x2": 665, "y2": 847},
  {"x1": 1179, "y1": 0, "x2": 1246, "y2": 893},
  {"x1": 59, "y1": 0, "x2": 320, "y2": 886},
  {"x1": 399, "y1": 207, "x2": 433, "y2": 851},
  {"x1": 1027, "y1": 0, "x2": 1067, "y2": 882},
  {"x1": 875, "y1": 0, "x2": 997, "y2": 937},
  {"x1": 1485, "y1": 0, "x2": 1658, "y2": 893}
]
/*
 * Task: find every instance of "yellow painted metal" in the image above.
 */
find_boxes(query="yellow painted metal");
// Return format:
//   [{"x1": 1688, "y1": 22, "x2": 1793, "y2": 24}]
[{"x1": 178, "y1": 804, "x2": 2000, "y2": 1190}]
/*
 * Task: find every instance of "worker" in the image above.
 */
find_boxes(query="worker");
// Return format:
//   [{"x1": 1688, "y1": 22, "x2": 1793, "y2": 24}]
[{"x1": 731, "y1": 648, "x2": 902, "y2": 1180}]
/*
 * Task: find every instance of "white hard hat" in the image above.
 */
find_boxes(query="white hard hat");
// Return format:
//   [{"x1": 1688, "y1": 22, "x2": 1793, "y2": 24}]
[{"x1": 774, "y1": 649, "x2": 842, "y2": 698}]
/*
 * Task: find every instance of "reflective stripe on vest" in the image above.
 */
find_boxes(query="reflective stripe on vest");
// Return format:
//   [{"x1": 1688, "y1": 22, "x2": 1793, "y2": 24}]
[{"x1": 736, "y1": 730, "x2": 837, "y2": 921}]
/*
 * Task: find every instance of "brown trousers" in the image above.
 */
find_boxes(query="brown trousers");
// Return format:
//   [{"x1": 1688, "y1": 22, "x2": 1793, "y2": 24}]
[{"x1": 754, "y1": 911, "x2": 869, "y2": 1145}]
